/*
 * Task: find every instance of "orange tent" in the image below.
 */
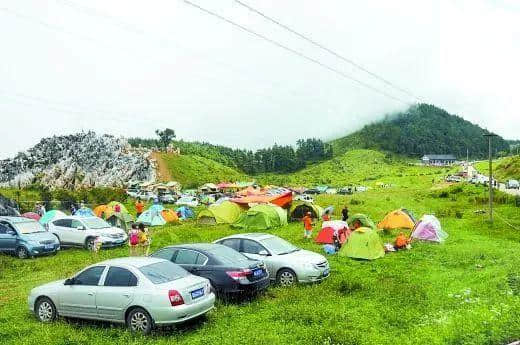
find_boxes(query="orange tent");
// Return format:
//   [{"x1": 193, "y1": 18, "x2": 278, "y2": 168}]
[
  {"x1": 93, "y1": 205, "x2": 107, "y2": 218},
  {"x1": 231, "y1": 191, "x2": 293, "y2": 208},
  {"x1": 161, "y1": 209, "x2": 179, "y2": 223}
]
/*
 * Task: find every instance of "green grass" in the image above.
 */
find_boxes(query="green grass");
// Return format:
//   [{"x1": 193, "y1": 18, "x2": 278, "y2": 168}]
[
  {"x1": 2, "y1": 166, "x2": 520, "y2": 344},
  {"x1": 475, "y1": 156, "x2": 520, "y2": 182},
  {"x1": 159, "y1": 153, "x2": 248, "y2": 188}
]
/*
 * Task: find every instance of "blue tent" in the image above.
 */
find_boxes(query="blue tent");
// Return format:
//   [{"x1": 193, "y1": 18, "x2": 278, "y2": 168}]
[
  {"x1": 137, "y1": 204, "x2": 166, "y2": 226},
  {"x1": 75, "y1": 207, "x2": 95, "y2": 217},
  {"x1": 176, "y1": 206, "x2": 194, "y2": 220}
]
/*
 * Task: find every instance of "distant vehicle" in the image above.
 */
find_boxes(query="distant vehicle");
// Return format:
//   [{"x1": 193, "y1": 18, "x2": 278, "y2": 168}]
[
  {"x1": 338, "y1": 187, "x2": 353, "y2": 195},
  {"x1": 445, "y1": 175, "x2": 463, "y2": 183},
  {"x1": 136, "y1": 191, "x2": 157, "y2": 202},
  {"x1": 150, "y1": 243, "x2": 269, "y2": 297},
  {"x1": 294, "y1": 194, "x2": 314, "y2": 203},
  {"x1": 159, "y1": 193, "x2": 177, "y2": 204},
  {"x1": 28, "y1": 257, "x2": 215, "y2": 334},
  {"x1": 126, "y1": 188, "x2": 140, "y2": 198},
  {"x1": 356, "y1": 186, "x2": 368, "y2": 192},
  {"x1": 471, "y1": 174, "x2": 489, "y2": 185},
  {"x1": 215, "y1": 233, "x2": 329, "y2": 286},
  {"x1": 506, "y1": 179, "x2": 520, "y2": 189},
  {"x1": 48, "y1": 216, "x2": 127, "y2": 250},
  {"x1": 176, "y1": 196, "x2": 199, "y2": 207},
  {"x1": 0, "y1": 216, "x2": 60, "y2": 259},
  {"x1": 304, "y1": 188, "x2": 320, "y2": 195}
]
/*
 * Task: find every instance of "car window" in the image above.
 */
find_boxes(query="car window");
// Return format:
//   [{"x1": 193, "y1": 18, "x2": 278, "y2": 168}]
[
  {"x1": 174, "y1": 250, "x2": 200, "y2": 265},
  {"x1": 139, "y1": 261, "x2": 189, "y2": 284},
  {"x1": 196, "y1": 253, "x2": 208, "y2": 265},
  {"x1": 104, "y1": 267, "x2": 138, "y2": 287},
  {"x1": 71, "y1": 220, "x2": 83, "y2": 229},
  {"x1": 151, "y1": 248, "x2": 177, "y2": 262},
  {"x1": 242, "y1": 239, "x2": 266, "y2": 255},
  {"x1": 74, "y1": 266, "x2": 106, "y2": 286},
  {"x1": 53, "y1": 219, "x2": 72, "y2": 227},
  {"x1": 220, "y1": 239, "x2": 240, "y2": 251},
  {"x1": 0, "y1": 222, "x2": 14, "y2": 234},
  {"x1": 209, "y1": 245, "x2": 249, "y2": 265}
]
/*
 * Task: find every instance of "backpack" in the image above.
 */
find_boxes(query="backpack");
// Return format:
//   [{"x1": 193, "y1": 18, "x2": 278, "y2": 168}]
[{"x1": 129, "y1": 231, "x2": 139, "y2": 245}]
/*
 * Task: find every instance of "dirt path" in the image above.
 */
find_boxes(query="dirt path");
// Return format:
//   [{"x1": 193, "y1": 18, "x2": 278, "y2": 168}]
[{"x1": 151, "y1": 151, "x2": 172, "y2": 182}]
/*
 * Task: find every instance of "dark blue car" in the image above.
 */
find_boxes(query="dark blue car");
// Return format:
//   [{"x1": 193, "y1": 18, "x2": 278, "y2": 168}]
[{"x1": 0, "y1": 216, "x2": 60, "y2": 258}]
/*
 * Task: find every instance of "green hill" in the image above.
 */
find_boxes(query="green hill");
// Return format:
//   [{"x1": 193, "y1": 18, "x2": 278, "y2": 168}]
[
  {"x1": 331, "y1": 104, "x2": 510, "y2": 158},
  {"x1": 158, "y1": 153, "x2": 248, "y2": 188},
  {"x1": 476, "y1": 155, "x2": 520, "y2": 181}
]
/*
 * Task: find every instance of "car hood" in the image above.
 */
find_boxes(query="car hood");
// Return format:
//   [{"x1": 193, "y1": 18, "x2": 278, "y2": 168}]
[
  {"x1": 20, "y1": 231, "x2": 59, "y2": 243},
  {"x1": 31, "y1": 279, "x2": 66, "y2": 294},
  {"x1": 279, "y1": 249, "x2": 327, "y2": 265},
  {"x1": 97, "y1": 227, "x2": 126, "y2": 236}
]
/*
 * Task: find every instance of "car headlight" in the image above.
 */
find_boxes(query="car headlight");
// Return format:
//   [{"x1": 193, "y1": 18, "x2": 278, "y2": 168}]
[{"x1": 28, "y1": 240, "x2": 40, "y2": 246}]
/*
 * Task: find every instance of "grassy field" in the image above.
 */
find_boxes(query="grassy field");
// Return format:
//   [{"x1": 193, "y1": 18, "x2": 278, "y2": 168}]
[
  {"x1": 475, "y1": 156, "x2": 520, "y2": 182},
  {"x1": 2, "y1": 166, "x2": 520, "y2": 345}
]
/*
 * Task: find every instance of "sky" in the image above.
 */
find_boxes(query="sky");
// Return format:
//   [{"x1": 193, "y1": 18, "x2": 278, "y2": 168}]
[{"x1": 1, "y1": 0, "x2": 519, "y2": 159}]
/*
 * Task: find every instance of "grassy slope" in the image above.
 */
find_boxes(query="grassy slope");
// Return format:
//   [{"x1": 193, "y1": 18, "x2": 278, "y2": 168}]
[
  {"x1": 475, "y1": 156, "x2": 520, "y2": 181},
  {"x1": 158, "y1": 153, "x2": 248, "y2": 188}
]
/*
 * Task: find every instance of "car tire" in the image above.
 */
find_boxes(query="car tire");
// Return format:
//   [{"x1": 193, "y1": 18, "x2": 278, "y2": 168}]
[
  {"x1": 276, "y1": 268, "x2": 297, "y2": 287},
  {"x1": 16, "y1": 246, "x2": 30, "y2": 259},
  {"x1": 85, "y1": 237, "x2": 95, "y2": 251},
  {"x1": 126, "y1": 307, "x2": 153, "y2": 335},
  {"x1": 35, "y1": 297, "x2": 57, "y2": 323}
]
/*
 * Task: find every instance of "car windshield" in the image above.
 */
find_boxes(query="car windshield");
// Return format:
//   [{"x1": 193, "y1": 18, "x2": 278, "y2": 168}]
[
  {"x1": 82, "y1": 217, "x2": 111, "y2": 229},
  {"x1": 139, "y1": 261, "x2": 189, "y2": 284},
  {"x1": 209, "y1": 245, "x2": 249, "y2": 265},
  {"x1": 260, "y1": 236, "x2": 299, "y2": 255},
  {"x1": 15, "y1": 221, "x2": 46, "y2": 234}
]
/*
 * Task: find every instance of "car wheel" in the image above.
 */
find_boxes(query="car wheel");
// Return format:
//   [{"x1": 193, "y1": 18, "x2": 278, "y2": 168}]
[
  {"x1": 35, "y1": 297, "x2": 57, "y2": 322},
  {"x1": 17, "y1": 246, "x2": 29, "y2": 259},
  {"x1": 276, "y1": 268, "x2": 297, "y2": 287},
  {"x1": 126, "y1": 307, "x2": 153, "y2": 334},
  {"x1": 85, "y1": 238, "x2": 95, "y2": 250}
]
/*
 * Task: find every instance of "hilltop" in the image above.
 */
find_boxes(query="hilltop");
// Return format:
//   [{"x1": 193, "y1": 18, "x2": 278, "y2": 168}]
[
  {"x1": 476, "y1": 155, "x2": 520, "y2": 181},
  {"x1": 330, "y1": 104, "x2": 510, "y2": 158}
]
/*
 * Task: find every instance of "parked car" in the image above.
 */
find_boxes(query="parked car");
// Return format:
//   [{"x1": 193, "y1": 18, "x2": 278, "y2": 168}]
[
  {"x1": 304, "y1": 188, "x2": 320, "y2": 195},
  {"x1": 338, "y1": 187, "x2": 354, "y2": 195},
  {"x1": 48, "y1": 216, "x2": 127, "y2": 250},
  {"x1": 445, "y1": 175, "x2": 463, "y2": 183},
  {"x1": 506, "y1": 179, "x2": 520, "y2": 189},
  {"x1": 159, "y1": 193, "x2": 177, "y2": 204},
  {"x1": 28, "y1": 257, "x2": 215, "y2": 334},
  {"x1": 0, "y1": 216, "x2": 60, "y2": 258},
  {"x1": 294, "y1": 194, "x2": 314, "y2": 203},
  {"x1": 126, "y1": 188, "x2": 140, "y2": 198},
  {"x1": 150, "y1": 243, "x2": 269, "y2": 297},
  {"x1": 215, "y1": 233, "x2": 329, "y2": 286},
  {"x1": 137, "y1": 191, "x2": 157, "y2": 202},
  {"x1": 176, "y1": 196, "x2": 199, "y2": 207}
]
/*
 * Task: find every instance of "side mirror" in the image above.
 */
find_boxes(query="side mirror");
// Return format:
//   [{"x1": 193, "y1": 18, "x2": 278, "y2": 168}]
[
  {"x1": 76, "y1": 226, "x2": 86, "y2": 230},
  {"x1": 258, "y1": 250, "x2": 269, "y2": 256},
  {"x1": 64, "y1": 278, "x2": 75, "y2": 285}
]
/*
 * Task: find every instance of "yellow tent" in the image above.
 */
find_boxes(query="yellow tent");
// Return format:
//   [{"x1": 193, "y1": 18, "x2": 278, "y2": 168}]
[
  {"x1": 377, "y1": 209, "x2": 416, "y2": 230},
  {"x1": 93, "y1": 205, "x2": 107, "y2": 218},
  {"x1": 161, "y1": 209, "x2": 179, "y2": 223}
]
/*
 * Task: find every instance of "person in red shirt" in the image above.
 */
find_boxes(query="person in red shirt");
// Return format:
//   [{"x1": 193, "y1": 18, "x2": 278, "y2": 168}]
[
  {"x1": 135, "y1": 199, "x2": 144, "y2": 218},
  {"x1": 302, "y1": 212, "x2": 314, "y2": 239},
  {"x1": 322, "y1": 210, "x2": 331, "y2": 221}
]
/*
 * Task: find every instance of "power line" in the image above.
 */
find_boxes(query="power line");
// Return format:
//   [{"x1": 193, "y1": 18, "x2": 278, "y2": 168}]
[
  {"x1": 233, "y1": 0, "x2": 423, "y2": 102},
  {"x1": 181, "y1": 0, "x2": 412, "y2": 106}
]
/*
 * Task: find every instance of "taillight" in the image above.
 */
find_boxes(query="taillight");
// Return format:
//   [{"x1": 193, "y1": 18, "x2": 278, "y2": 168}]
[
  {"x1": 226, "y1": 269, "x2": 252, "y2": 280},
  {"x1": 168, "y1": 290, "x2": 184, "y2": 306}
]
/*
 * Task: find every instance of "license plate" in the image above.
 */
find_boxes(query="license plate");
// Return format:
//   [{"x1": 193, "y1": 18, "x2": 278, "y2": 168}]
[
  {"x1": 45, "y1": 244, "x2": 54, "y2": 250},
  {"x1": 190, "y1": 288, "x2": 204, "y2": 299},
  {"x1": 323, "y1": 269, "x2": 330, "y2": 277},
  {"x1": 253, "y1": 269, "x2": 263, "y2": 277}
]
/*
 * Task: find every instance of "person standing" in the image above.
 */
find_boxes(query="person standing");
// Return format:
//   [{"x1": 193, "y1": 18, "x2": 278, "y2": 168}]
[
  {"x1": 341, "y1": 205, "x2": 349, "y2": 222},
  {"x1": 138, "y1": 223, "x2": 150, "y2": 256},
  {"x1": 135, "y1": 199, "x2": 144, "y2": 218},
  {"x1": 322, "y1": 210, "x2": 331, "y2": 221},
  {"x1": 128, "y1": 224, "x2": 139, "y2": 256},
  {"x1": 302, "y1": 212, "x2": 314, "y2": 239}
]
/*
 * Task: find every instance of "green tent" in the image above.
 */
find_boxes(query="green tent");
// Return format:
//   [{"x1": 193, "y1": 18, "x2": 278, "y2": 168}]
[
  {"x1": 339, "y1": 227, "x2": 385, "y2": 260},
  {"x1": 39, "y1": 210, "x2": 67, "y2": 225},
  {"x1": 107, "y1": 212, "x2": 133, "y2": 230},
  {"x1": 137, "y1": 210, "x2": 166, "y2": 226},
  {"x1": 289, "y1": 201, "x2": 323, "y2": 220},
  {"x1": 197, "y1": 201, "x2": 243, "y2": 225},
  {"x1": 348, "y1": 213, "x2": 376, "y2": 230},
  {"x1": 232, "y1": 204, "x2": 287, "y2": 231}
]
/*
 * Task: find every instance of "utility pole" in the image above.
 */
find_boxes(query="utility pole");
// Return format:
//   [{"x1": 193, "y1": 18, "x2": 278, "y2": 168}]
[{"x1": 483, "y1": 133, "x2": 498, "y2": 223}]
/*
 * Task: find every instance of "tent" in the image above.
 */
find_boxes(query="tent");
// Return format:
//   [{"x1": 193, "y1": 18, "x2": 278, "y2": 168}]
[
  {"x1": 411, "y1": 215, "x2": 448, "y2": 243},
  {"x1": 232, "y1": 204, "x2": 287, "y2": 231},
  {"x1": 348, "y1": 213, "x2": 376, "y2": 230},
  {"x1": 231, "y1": 191, "x2": 293, "y2": 208},
  {"x1": 377, "y1": 209, "x2": 416, "y2": 230},
  {"x1": 176, "y1": 206, "x2": 195, "y2": 220},
  {"x1": 39, "y1": 210, "x2": 66, "y2": 225},
  {"x1": 75, "y1": 207, "x2": 95, "y2": 217},
  {"x1": 107, "y1": 212, "x2": 133, "y2": 230},
  {"x1": 104, "y1": 201, "x2": 130, "y2": 219},
  {"x1": 137, "y1": 205, "x2": 179, "y2": 226},
  {"x1": 93, "y1": 205, "x2": 107, "y2": 218},
  {"x1": 22, "y1": 212, "x2": 41, "y2": 221},
  {"x1": 339, "y1": 227, "x2": 385, "y2": 260},
  {"x1": 161, "y1": 209, "x2": 179, "y2": 223},
  {"x1": 315, "y1": 220, "x2": 351, "y2": 244},
  {"x1": 289, "y1": 202, "x2": 324, "y2": 220},
  {"x1": 197, "y1": 201, "x2": 243, "y2": 225}
]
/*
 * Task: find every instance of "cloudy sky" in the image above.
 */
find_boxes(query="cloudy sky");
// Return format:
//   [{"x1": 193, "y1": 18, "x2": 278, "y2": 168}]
[{"x1": 1, "y1": 0, "x2": 519, "y2": 159}]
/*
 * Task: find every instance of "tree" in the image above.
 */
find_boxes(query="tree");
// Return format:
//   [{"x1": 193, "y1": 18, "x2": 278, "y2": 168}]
[{"x1": 155, "y1": 129, "x2": 176, "y2": 151}]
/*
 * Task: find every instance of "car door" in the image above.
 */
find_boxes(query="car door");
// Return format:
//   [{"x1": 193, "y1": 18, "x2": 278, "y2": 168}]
[
  {"x1": 151, "y1": 247, "x2": 178, "y2": 262},
  {"x1": 96, "y1": 266, "x2": 137, "y2": 321},
  {"x1": 240, "y1": 239, "x2": 275, "y2": 275},
  {"x1": 0, "y1": 222, "x2": 17, "y2": 252},
  {"x1": 59, "y1": 266, "x2": 106, "y2": 318},
  {"x1": 70, "y1": 219, "x2": 87, "y2": 245},
  {"x1": 51, "y1": 219, "x2": 72, "y2": 244}
]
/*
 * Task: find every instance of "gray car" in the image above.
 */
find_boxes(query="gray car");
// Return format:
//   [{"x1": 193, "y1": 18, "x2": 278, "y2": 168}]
[
  {"x1": 28, "y1": 257, "x2": 215, "y2": 334},
  {"x1": 215, "y1": 233, "x2": 330, "y2": 286}
]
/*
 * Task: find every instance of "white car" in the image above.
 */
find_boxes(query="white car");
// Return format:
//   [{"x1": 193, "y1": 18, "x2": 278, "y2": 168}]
[
  {"x1": 48, "y1": 216, "x2": 128, "y2": 250},
  {"x1": 136, "y1": 191, "x2": 157, "y2": 201},
  {"x1": 294, "y1": 194, "x2": 314, "y2": 203},
  {"x1": 28, "y1": 257, "x2": 215, "y2": 334},
  {"x1": 126, "y1": 188, "x2": 140, "y2": 198},
  {"x1": 506, "y1": 179, "x2": 520, "y2": 189},
  {"x1": 215, "y1": 233, "x2": 330, "y2": 286},
  {"x1": 175, "y1": 196, "x2": 199, "y2": 207}
]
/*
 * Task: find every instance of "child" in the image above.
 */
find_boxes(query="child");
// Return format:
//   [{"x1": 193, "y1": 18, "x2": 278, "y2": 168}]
[
  {"x1": 135, "y1": 199, "x2": 144, "y2": 218},
  {"x1": 92, "y1": 236, "x2": 102, "y2": 256},
  {"x1": 128, "y1": 223, "x2": 139, "y2": 256},
  {"x1": 138, "y1": 223, "x2": 150, "y2": 256},
  {"x1": 394, "y1": 232, "x2": 409, "y2": 250},
  {"x1": 322, "y1": 210, "x2": 331, "y2": 222},
  {"x1": 302, "y1": 212, "x2": 314, "y2": 239}
]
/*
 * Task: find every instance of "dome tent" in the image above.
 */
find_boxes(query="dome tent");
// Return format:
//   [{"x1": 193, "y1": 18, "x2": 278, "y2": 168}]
[
  {"x1": 411, "y1": 215, "x2": 448, "y2": 243},
  {"x1": 197, "y1": 201, "x2": 243, "y2": 225},
  {"x1": 75, "y1": 207, "x2": 95, "y2": 217},
  {"x1": 377, "y1": 209, "x2": 416, "y2": 230},
  {"x1": 22, "y1": 212, "x2": 41, "y2": 221},
  {"x1": 39, "y1": 210, "x2": 66, "y2": 225},
  {"x1": 315, "y1": 220, "x2": 350, "y2": 245},
  {"x1": 339, "y1": 227, "x2": 385, "y2": 260},
  {"x1": 232, "y1": 204, "x2": 287, "y2": 231},
  {"x1": 161, "y1": 209, "x2": 179, "y2": 223},
  {"x1": 289, "y1": 202, "x2": 323, "y2": 221},
  {"x1": 93, "y1": 205, "x2": 107, "y2": 218},
  {"x1": 348, "y1": 213, "x2": 376, "y2": 230},
  {"x1": 176, "y1": 206, "x2": 194, "y2": 220}
]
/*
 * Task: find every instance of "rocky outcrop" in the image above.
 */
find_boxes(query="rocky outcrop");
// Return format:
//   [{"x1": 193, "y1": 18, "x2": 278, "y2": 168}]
[{"x1": 0, "y1": 132, "x2": 155, "y2": 189}]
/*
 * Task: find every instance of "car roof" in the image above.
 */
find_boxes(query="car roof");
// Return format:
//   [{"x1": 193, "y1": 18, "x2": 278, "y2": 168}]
[
  {"x1": 0, "y1": 216, "x2": 36, "y2": 223},
  {"x1": 219, "y1": 233, "x2": 274, "y2": 241},
  {"x1": 53, "y1": 216, "x2": 99, "y2": 221},
  {"x1": 97, "y1": 257, "x2": 166, "y2": 268},
  {"x1": 166, "y1": 243, "x2": 225, "y2": 252}
]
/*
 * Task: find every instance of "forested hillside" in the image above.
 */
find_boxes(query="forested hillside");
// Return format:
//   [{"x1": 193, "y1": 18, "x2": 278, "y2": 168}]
[{"x1": 331, "y1": 104, "x2": 510, "y2": 158}]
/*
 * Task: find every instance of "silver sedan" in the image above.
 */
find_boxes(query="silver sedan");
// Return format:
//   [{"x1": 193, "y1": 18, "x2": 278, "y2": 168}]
[
  {"x1": 215, "y1": 233, "x2": 330, "y2": 286},
  {"x1": 28, "y1": 257, "x2": 215, "y2": 334}
]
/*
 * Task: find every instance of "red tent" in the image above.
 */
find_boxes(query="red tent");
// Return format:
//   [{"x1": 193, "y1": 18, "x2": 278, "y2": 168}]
[
  {"x1": 315, "y1": 221, "x2": 351, "y2": 244},
  {"x1": 22, "y1": 212, "x2": 41, "y2": 221}
]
